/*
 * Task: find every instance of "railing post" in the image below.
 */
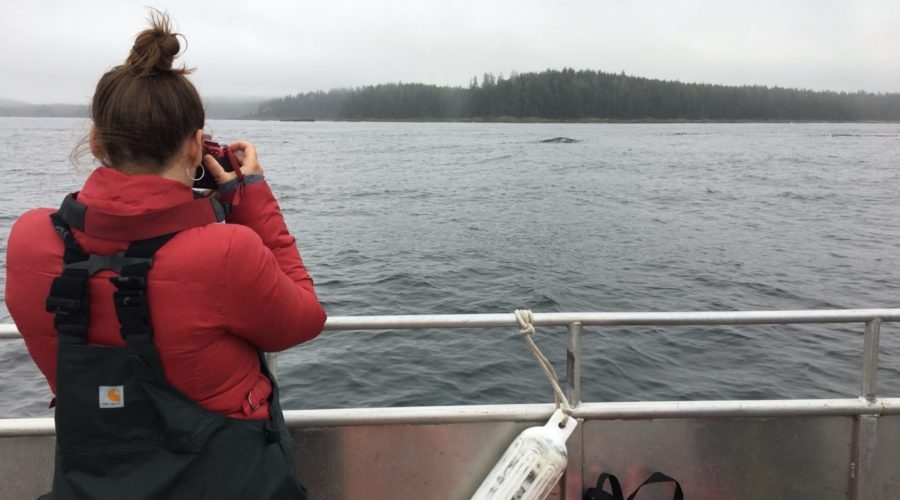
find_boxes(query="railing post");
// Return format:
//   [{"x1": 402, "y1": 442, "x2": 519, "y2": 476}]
[
  {"x1": 566, "y1": 322, "x2": 582, "y2": 405},
  {"x1": 861, "y1": 319, "x2": 881, "y2": 401},
  {"x1": 851, "y1": 319, "x2": 882, "y2": 500},
  {"x1": 563, "y1": 322, "x2": 583, "y2": 500}
]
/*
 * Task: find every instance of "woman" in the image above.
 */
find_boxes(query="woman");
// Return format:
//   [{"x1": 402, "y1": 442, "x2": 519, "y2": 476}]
[{"x1": 4, "y1": 11, "x2": 325, "y2": 500}]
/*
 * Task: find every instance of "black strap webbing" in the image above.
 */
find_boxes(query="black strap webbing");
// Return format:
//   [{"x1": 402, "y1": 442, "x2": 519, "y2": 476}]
[
  {"x1": 46, "y1": 268, "x2": 91, "y2": 345},
  {"x1": 110, "y1": 232, "x2": 176, "y2": 372},
  {"x1": 110, "y1": 233, "x2": 175, "y2": 334},
  {"x1": 57, "y1": 193, "x2": 88, "y2": 231},
  {"x1": 46, "y1": 213, "x2": 93, "y2": 345},
  {"x1": 583, "y1": 473, "x2": 624, "y2": 500},
  {"x1": 626, "y1": 472, "x2": 683, "y2": 500},
  {"x1": 583, "y1": 471, "x2": 683, "y2": 500}
]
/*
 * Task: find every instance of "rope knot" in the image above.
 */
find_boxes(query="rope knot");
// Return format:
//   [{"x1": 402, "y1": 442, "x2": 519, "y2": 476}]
[{"x1": 514, "y1": 309, "x2": 536, "y2": 337}]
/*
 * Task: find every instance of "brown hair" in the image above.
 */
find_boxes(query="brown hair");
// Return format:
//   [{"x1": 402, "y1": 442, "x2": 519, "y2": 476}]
[{"x1": 90, "y1": 9, "x2": 204, "y2": 171}]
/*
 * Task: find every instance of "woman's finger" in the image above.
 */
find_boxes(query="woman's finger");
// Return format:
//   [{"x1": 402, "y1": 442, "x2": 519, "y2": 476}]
[
  {"x1": 227, "y1": 141, "x2": 264, "y2": 176},
  {"x1": 228, "y1": 140, "x2": 256, "y2": 157},
  {"x1": 204, "y1": 154, "x2": 235, "y2": 184}
]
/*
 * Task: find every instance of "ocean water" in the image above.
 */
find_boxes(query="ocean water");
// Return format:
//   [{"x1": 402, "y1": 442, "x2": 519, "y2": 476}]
[{"x1": 1, "y1": 118, "x2": 899, "y2": 418}]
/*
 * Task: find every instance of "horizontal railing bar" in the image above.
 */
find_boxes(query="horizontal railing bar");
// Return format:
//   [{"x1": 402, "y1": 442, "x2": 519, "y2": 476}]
[
  {"x1": 0, "y1": 418, "x2": 55, "y2": 437},
  {"x1": 284, "y1": 404, "x2": 559, "y2": 426},
  {"x1": 323, "y1": 309, "x2": 900, "y2": 330},
  {"x1": 3, "y1": 398, "x2": 900, "y2": 435},
  {"x1": 285, "y1": 398, "x2": 900, "y2": 426},
  {"x1": 0, "y1": 324, "x2": 18, "y2": 339},
  {"x1": 575, "y1": 398, "x2": 897, "y2": 420},
  {"x1": 2, "y1": 309, "x2": 898, "y2": 340}
]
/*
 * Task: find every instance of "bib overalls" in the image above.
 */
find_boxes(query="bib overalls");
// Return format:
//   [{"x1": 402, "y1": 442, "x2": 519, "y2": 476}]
[{"x1": 43, "y1": 195, "x2": 307, "y2": 500}]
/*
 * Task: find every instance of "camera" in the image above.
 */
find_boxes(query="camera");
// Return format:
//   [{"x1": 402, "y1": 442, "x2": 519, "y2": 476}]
[{"x1": 193, "y1": 139, "x2": 238, "y2": 189}]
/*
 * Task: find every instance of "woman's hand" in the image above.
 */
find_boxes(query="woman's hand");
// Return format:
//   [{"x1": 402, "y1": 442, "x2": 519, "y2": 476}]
[{"x1": 203, "y1": 140, "x2": 264, "y2": 184}]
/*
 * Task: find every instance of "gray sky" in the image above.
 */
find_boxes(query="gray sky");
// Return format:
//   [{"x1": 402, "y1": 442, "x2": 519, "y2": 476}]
[{"x1": 3, "y1": 0, "x2": 898, "y2": 104}]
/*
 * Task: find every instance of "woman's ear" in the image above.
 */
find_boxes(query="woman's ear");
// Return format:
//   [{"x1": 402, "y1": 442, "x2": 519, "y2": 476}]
[
  {"x1": 88, "y1": 125, "x2": 107, "y2": 163},
  {"x1": 188, "y1": 129, "x2": 204, "y2": 166}
]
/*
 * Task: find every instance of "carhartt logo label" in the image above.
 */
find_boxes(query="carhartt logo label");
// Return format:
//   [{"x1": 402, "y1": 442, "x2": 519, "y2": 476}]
[{"x1": 99, "y1": 386, "x2": 124, "y2": 408}]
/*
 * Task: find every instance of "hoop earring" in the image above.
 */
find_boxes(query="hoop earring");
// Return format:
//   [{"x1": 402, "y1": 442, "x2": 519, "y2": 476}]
[{"x1": 188, "y1": 165, "x2": 205, "y2": 182}]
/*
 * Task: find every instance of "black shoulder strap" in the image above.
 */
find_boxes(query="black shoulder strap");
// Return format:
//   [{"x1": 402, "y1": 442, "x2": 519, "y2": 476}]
[
  {"x1": 57, "y1": 193, "x2": 88, "y2": 231},
  {"x1": 46, "y1": 209, "x2": 177, "y2": 373},
  {"x1": 109, "y1": 232, "x2": 176, "y2": 372},
  {"x1": 45, "y1": 213, "x2": 93, "y2": 345}
]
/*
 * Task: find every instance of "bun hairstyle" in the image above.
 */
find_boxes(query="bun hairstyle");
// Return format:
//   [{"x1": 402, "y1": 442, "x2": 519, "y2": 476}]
[
  {"x1": 126, "y1": 15, "x2": 186, "y2": 77},
  {"x1": 90, "y1": 9, "x2": 204, "y2": 171}
]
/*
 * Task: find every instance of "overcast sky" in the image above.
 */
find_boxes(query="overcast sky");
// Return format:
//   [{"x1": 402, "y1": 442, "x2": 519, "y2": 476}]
[{"x1": 2, "y1": 0, "x2": 898, "y2": 104}]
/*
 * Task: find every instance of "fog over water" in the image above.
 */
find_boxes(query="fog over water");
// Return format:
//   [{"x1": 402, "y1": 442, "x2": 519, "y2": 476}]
[{"x1": 1, "y1": 118, "x2": 900, "y2": 417}]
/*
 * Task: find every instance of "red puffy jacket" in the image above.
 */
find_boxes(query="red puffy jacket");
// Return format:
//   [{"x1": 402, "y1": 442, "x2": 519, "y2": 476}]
[{"x1": 5, "y1": 167, "x2": 326, "y2": 420}]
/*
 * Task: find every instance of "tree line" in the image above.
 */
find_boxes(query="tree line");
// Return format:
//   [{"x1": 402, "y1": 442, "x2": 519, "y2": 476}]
[
  {"x1": 0, "y1": 98, "x2": 263, "y2": 119},
  {"x1": 0, "y1": 102, "x2": 87, "y2": 118},
  {"x1": 254, "y1": 68, "x2": 900, "y2": 121}
]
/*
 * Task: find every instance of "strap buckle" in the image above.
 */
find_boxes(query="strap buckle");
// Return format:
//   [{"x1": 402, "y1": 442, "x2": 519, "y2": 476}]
[
  {"x1": 113, "y1": 290, "x2": 145, "y2": 308},
  {"x1": 45, "y1": 296, "x2": 82, "y2": 316},
  {"x1": 247, "y1": 389, "x2": 262, "y2": 410},
  {"x1": 110, "y1": 275, "x2": 147, "y2": 290}
]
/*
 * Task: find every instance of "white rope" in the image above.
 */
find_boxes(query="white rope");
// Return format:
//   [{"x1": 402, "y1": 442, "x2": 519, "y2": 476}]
[{"x1": 514, "y1": 309, "x2": 574, "y2": 424}]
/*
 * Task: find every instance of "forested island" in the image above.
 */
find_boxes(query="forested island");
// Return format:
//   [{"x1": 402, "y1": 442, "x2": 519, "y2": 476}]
[
  {"x1": 255, "y1": 68, "x2": 900, "y2": 122},
  {"x1": 3, "y1": 69, "x2": 898, "y2": 122}
]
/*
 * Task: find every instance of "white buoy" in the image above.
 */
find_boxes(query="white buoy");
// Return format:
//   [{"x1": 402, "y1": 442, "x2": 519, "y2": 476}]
[{"x1": 471, "y1": 409, "x2": 578, "y2": 500}]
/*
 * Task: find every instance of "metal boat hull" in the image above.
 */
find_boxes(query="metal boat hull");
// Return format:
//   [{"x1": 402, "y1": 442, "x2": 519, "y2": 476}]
[{"x1": 3, "y1": 400, "x2": 899, "y2": 499}]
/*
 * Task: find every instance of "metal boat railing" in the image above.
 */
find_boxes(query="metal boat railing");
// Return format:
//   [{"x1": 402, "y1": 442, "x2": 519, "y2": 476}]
[
  {"x1": 3, "y1": 308, "x2": 898, "y2": 406},
  {"x1": 2, "y1": 309, "x2": 899, "y2": 499}
]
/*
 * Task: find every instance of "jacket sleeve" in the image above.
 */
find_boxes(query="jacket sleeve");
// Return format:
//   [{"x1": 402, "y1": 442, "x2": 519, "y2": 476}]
[
  {"x1": 222, "y1": 180, "x2": 326, "y2": 351},
  {"x1": 5, "y1": 209, "x2": 63, "y2": 394}
]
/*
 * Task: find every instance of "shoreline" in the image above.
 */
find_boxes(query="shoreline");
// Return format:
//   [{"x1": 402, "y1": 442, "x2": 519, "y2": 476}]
[
  {"x1": 1, "y1": 115, "x2": 898, "y2": 124},
  {"x1": 265, "y1": 117, "x2": 900, "y2": 124}
]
